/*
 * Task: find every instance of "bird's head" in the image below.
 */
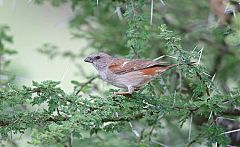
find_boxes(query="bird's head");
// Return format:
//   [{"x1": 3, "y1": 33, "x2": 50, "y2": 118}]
[{"x1": 84, "y1": 52, "x2": 113, "y2": 71}]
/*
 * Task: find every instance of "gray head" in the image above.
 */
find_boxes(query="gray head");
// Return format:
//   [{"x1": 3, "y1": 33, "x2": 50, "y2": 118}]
[{"x1": 84, "y1": 52, "x2": 113, "y2": 71}]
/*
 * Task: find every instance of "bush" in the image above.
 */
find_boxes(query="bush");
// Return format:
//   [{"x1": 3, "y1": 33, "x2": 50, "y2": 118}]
[{"x1": 1, "y1": 1, "x2": 240, "y2": 146}]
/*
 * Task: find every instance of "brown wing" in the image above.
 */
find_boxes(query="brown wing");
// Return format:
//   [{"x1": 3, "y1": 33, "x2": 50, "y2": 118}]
[{"x1": 108, "y1": 58, "x2": 170, "y2": 75}]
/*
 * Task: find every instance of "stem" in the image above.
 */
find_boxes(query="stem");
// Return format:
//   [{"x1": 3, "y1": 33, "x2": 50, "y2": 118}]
[{"x1": 75, "y1": 76, "x2": 98, "y2": 95}]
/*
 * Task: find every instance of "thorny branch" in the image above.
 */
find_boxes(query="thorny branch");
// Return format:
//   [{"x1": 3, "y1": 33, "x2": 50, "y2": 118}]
[{"x1": 75, "y1": 76, "x2": 98, "y2": 95}]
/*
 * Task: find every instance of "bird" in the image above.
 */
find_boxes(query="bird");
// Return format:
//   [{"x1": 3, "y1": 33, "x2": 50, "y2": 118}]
[{"x1": 84, "y1": 52, "x2": 177, "y2": 95}]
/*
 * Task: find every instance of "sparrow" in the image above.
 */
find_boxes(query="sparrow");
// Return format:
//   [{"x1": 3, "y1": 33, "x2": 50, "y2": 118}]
[{"x1": 84, "y1": 52, "x2": 177, "y2": 95}]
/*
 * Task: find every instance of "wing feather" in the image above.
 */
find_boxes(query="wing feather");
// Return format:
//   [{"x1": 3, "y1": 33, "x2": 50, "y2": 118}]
[{"x1": 108, "y1": 58, "x2": 170, "y2": 74}]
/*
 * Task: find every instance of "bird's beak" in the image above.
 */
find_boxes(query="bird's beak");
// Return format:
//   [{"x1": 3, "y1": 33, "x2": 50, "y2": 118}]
[{"x1": 84, "y1": 57, "x2": 93, "y2": 63}]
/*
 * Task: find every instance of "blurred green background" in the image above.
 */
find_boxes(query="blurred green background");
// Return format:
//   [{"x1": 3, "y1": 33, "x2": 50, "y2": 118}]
[{"x1": 0, "y1": 0, "x2": 88, "y2": 91}]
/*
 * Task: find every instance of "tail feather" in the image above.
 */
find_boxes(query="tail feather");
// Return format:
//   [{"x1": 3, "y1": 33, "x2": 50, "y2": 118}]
[{"x1": 157, "y1": 61, "x2": 196, "y2": 73}]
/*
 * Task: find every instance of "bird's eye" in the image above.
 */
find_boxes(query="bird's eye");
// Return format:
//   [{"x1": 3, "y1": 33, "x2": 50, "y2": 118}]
[{"x1": 95, "y1": 56, "x2": 101, "y2": 60}]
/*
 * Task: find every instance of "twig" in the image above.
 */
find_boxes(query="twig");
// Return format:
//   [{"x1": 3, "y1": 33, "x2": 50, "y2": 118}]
[
  {"x1": 0, "y1": 114, "x2": 68, "y2": 127},
  {"x1": 148, "y1": 114, "x2": 164, "y2": 142},
  {"x1": 138, "y1": 128, "x2": 145, "y2": 142},
  {"x1": 102, "y1": 113, "x2": 144, "y2": 122},
  {"x1": 186, "y1": 132, "x2": 203, "y2": 147},
  {"x1": 75, "y1": 76, "x2": 98, "y2": 95},
  {"x1": 57, "y1": 108, "x2": 61, "y2": 116}
]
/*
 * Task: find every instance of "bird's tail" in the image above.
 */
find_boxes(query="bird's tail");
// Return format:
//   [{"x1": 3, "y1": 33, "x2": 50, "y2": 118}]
[{"x1": 156, "y1": 61, "x2": 196, "y2": 74}]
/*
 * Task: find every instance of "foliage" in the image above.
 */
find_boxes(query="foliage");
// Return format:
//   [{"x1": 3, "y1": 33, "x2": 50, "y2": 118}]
[
  {"x1": 1, "y1": 0, "x2": 240, "y2": 147},
  {"x1": 0, "y1": 25, "x2": 17, "y2": 87}
]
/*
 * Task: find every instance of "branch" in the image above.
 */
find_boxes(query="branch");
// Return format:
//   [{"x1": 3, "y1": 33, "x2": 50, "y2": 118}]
[
  {"x1": 0, "y1": 115, "x2": 68, "y2": 127},
  {"x1": 102, "y1": 113, "x2": 144, "y2": 122}
]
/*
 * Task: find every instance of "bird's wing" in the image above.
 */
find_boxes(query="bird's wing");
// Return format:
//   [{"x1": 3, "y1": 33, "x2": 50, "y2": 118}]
[{"x1": 108, "y1": 58, "x2": 173, "y2": 75}]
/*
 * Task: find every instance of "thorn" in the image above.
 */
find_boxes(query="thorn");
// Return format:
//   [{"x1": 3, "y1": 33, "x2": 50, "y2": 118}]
[
  {"x1": 166, "y1": 55, "x2": 177, "y2": 59},
  {"x1": 197, "y1": 47, "x2": 204, "y2": 65},
  {"x1": 208, "y1": 73, "x2": 216, "y2": 89},
  {"x1": 159, "y1": 0, "x2": 165, "y2": 6},
  {"x1": 172, "y1": 90, "x2": 176, "y2": 107},
  {"x1": 191, "y1": 45, "x2": 198, "y2": 53},
  {"x1": 211, "y1": 73, "x2": 216, "y2": 81},
  {"x1": 221, "y1": 128, "x2": 240, "y2": 134},
  {"x1": 202, "y1": 72, "x2": 211, "y2": 77},
  {"x1": 115, "y1": 6, "x2": 123, "y2": 20},
  {"x1": 150, "y1": 0, "x2": 154, "y2": 25},
  {"x1": 188, "y1": 113, "x2": 193, "y2": 142},
  {"x1": 143, "y1": 100, "x2": 154, "y2": 107},
  {"x1": 96, "y1": 0, "x2": 98, "y2": 5},
  {"x1": 233, "y1": 10, "x2": 236, "y2": 18},
  {"x1": 151, "y1": 140, "x2": 169, "y2": 147},
  {"x1": 60, "y1": 62, "x2": 71, "y2": 84},
  {"x1": 153, "y1": 55, "x2": 165, "y2": 61},
  {"x1": 129, "y1": 122, "x2": 140, "y2": 137},
  {"x1": 208, "y1": 111, "x2": 213, "y2": 120}
]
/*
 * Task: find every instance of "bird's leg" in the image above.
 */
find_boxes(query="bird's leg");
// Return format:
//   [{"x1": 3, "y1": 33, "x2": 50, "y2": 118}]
[{"x1": 114, "y1": 86, "x2": 135, "y2": 95}]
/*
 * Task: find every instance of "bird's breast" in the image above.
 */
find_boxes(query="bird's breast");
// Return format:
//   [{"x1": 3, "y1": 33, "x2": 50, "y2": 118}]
[
  {"x1": 99, "y1": 71, "x2": 108, "y2": 81},
  {"x1": 98, "y1": 70, "x2": 126, "y2": 88}
]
